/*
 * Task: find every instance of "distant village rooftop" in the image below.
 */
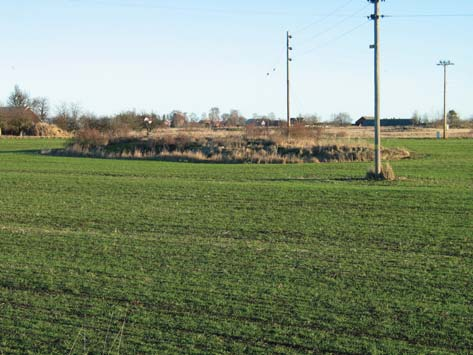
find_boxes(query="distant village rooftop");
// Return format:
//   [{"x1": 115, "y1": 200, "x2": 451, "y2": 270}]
[
  {"x1": 0, "y1": 107, "x2": 40, "y2": 122},
  {"x1": 0, "y1": 107, "x2": 41, "y2": 136}
]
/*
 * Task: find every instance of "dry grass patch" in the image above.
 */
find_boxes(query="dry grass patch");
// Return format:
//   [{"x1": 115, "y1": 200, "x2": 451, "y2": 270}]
[
  {"x1": 33, "y1": 122, "x2": 72, "y2": 138},
  {"x1": 366, "y1": 163, "x2": 396, "y2": 181},
  {"x1": 46, "y1": 127, "x2": 411, "y2": 164}
]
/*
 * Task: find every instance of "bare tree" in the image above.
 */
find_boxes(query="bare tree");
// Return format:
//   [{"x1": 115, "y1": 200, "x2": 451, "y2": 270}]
[
  {"x1": 224, "y1": 110, "x2": 246, "y2": 127},
  {"x1": 69, "y1": 103, "x2": 82, "y2": 122},
  {"x1": 411, "y1": 111, "x2": 421, "y2": 126},
  {"x1": 8, "y1": 85, "x2": 30, "y2": 108},
  {"x1": 52, "y1": 103, "x2": 70, "y2": 131},
  {"x1": 209, "y1": 107, "x2": 220, "y2": 125},
  {"x1": 221, "y1": 113, "x2": 230, "y2": 123},
  {"x1": 30, "y1": 97, "x2": 50, "y2": 121},
  {"x1": 330, "y1": 112, "x2": 352, "y2": 126},
  {"x1": 299, "y1": 113, "x2": 320, "y2": 125},
  {"x1": 52, "y1": 102, "x2": 81, "y2": 131},
  {"x1": 447, "y1": 110, "x2": 461, "y2": 128},
  {"x1": 113, "y1": 110, "x2": 142, "y2": 131},
  {"x1": 188, "y1": 113, "x2": 199, "y2": 122}
]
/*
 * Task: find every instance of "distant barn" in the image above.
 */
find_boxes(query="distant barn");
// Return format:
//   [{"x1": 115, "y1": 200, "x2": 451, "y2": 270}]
[{"x1": 355, "y1": 116, "x2": 414, "y2": 127}]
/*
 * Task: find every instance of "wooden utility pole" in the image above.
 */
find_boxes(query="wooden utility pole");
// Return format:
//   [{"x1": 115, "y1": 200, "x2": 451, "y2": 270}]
[
  {"x1": 286, "y1": 31, "x2": 293, "y2": 128},
  {"x1": 369, "y1": 0, "x2": 384, "y2": 176},
  {"x1": 437, "y1": 60, "x2": 454, "y2": 140}
]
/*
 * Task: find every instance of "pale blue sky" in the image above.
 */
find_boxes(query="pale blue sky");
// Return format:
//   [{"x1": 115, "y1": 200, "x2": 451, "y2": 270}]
[{"x1": 1, "y1": 0, "x2": 472, "y2": 120}]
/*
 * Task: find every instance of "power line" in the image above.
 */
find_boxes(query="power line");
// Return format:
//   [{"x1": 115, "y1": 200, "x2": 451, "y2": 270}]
[
  {"x1": 66, "y1": 0, "x2": 291, "y2": 16},
  {"x1": 66, "y1": 0, "x2": 384, "y2": 18},
  {"x1": 299, "y1": 20, "x2": 370, "y2": 57},
  {"x1": 265, "y1": 5, "x2": 368, "y2": 77},
  {"x1": 297, "y1": 4, "x2": 370, "y2": 45},
  {"x1": 269, "y1": 3, "x2": 370, "y2": 75},
  {"x1": 294, "y1": 0, "x2": 355, "y2": 34},
  {"x1": 386, "y1": 13, "x2": 473, "y2": 18}
]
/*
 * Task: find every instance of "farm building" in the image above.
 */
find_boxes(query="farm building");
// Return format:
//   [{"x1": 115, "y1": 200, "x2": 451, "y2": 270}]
[
  {"x1": 0, "y1": 107, "x2": 40, "y2": 136},
  {"x1": 246, "y1": 119, "x2": 267, "y2": 127},
  {"x1": 355, "y1": 116, "x2": 415, "y2": 127},
  {"x1": 246, "y1": 119, "x2": 286, "y2": 127}
]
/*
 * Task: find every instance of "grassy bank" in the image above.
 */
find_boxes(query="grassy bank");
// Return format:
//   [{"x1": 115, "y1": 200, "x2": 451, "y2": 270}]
[{"x1": 0, "y1": 138, "x2": 472, "y2": 354}]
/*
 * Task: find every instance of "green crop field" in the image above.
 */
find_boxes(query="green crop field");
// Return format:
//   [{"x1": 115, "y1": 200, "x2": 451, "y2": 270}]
[{"x1": 0, "y1": 137, "x2": 472, "y2": 355}]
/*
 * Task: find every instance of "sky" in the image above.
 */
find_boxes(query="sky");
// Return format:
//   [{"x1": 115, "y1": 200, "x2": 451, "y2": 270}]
[{"x1": 1, "y1": 0, "x2": 472, "y2": 121}]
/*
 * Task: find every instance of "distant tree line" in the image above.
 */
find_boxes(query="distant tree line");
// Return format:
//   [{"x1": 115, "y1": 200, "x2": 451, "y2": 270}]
[
  {"x1": 411, "y1": 110, "x2": 473, "y2": 129},
  {"x1": 1, "y1": 85, "x2": 472, "y2": 136},
  {"x1": 7, "y1": 85, "x2": 50, "y2": 121},
  {"x1": 0, "y1": 86, "x2": 252, "y2": 134}
]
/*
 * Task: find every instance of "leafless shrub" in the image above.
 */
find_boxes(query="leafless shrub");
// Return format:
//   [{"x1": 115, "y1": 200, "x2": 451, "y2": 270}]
[
  {"x1": 109, "y1": 126, "x2": 134, "y2": 139},
  {"x1": 366, "y1": 163, "x2": 396, "y2": 181},
  {"x1": 382, "y1": 163, "x2": 396, "y2": 180},
  {"x1": 75, "y1": 128, "x2": 109, "y2": 148}
]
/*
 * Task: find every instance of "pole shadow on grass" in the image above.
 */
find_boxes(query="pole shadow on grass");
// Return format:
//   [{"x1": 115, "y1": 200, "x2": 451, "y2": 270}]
[{"x1": 0, "y1": 149, "x2": 44, "y2": 154}]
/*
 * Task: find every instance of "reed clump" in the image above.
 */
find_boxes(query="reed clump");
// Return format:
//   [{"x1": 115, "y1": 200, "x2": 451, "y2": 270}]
[
  {"x1": 366, "y1": 163, "x2": 396, "y2": 181},
  {"x1": 46, "y1": 127, "x2": 410, "y2": 164}
]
